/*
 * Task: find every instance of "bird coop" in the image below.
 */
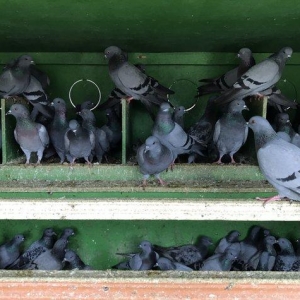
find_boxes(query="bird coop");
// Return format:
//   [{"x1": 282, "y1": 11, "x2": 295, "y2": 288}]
[{"x1": 0, "y1": 0, "x2": 300, "y2": 299}]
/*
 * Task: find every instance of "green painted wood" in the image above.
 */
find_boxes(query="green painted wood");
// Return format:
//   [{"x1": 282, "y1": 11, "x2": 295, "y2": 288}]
[{"x1": 0, "y1": 1, "x2": 300, "y2": 53}]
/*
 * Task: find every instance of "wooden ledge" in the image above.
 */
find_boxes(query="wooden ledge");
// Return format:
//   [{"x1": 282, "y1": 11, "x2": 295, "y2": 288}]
[{"x1": 0, "y1": 198, "x2": 298, "y2": 220}]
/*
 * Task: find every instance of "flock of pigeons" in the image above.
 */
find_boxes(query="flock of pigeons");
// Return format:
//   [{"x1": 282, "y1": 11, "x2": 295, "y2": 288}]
[
  {"x1": 113, "y1": 225, "x2": 300, "y2": 272},
  {"x1": 2, "y1": 46, "x2": 300, "y2": 204},
  {"x1": 0, "y1": 228, "x2": 91, "y2": 270}
]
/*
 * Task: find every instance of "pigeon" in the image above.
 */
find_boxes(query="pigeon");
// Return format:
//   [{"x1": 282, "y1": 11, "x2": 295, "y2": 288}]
[
  {"x1": 137, "y1": 136, "x2": 175, "y2": 186},
  {"x1": 9, "y1": 228, "x2": 57, "y2": 270},
  {"x1": 213, "y1": 47, "x2": 293, "y2": 106},
  {"x1": 214, "y1": 230, "x2": 241, "y2": 255},
  {"x1": 59, "y1": 228, "x2": 75, "y2": 240},
  {"x1": 200, "y1": 247, "x2": 239, "y2": 271},
  {"x1": 188, "y1": 95, "x2": 219, "y2": 162},
  {"x1": 63, "y1": 250, "x2": 92, "y2": 270},
  {"x1": 153, "y1": 236, "x2": 213, "y2": 267},
  {"x1": 197, "y1": 48, "x2": 255, "y2": 96},
  {"x1": 64, "y1": 119, "x2": 95, "y2": 165},
  {"x1": 256, "y1": 235, "x2": 277, "y2": 271},
  {"x1": 213, "y1": 99, "x2": 249, "y2": 163},
  {"x1": 152, "y1": 102, "x2": 206, "y2": 159},
  {"x1": 29, "y1": 237, "x2": 68, "y2": 270},
  {"x1": 79, "y1": 108, "x2": 110, "y2": 163},
  {"x1": 104, "y1": 46, "x2": 174, "y2": 118},
  {"x1": 6, "y1": 103, "x2": 50, "y2": 164},
  {"x1": 0, "y1": 235, "x2": 25, "y2": 269},
  {"x1": 273, "y1": 237, "x2": 296, "y2": 271},
  {"x1": 48, "y1": 98, "x2": 69, "y2": 163},
  {"x1": 173, "y1": 106, "x2": 186, "y2": 129},
  {"x1": 100, "y1": 108, "x2": 122, "y2": 149},
  {"x1": 0, "y1": 55, "x2": 33, "y2": 98},
  {"x1": 115, "y1": 240, "x2": 157, "y2": 271},
  {"x1": 248, "y1": 116, "x2": 300, "y2": 203},
  {"x1": 155, "y1": 257, "x2": 193, "y2": 271},
  {"x1": 274, "y1": 112, "x2": 296, "y2": 139}
]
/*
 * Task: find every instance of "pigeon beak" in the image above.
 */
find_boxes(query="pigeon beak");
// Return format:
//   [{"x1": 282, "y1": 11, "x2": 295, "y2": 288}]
[
  {"x1": 243, "y1": 105, "x2": 249, "y2": 111},
  {"x1": 77, "y1": 111, "x2": 81, "y2": 115},
  {"x1": 144, "y1": 146, "x2": 150, "y2": 153},
  {"x1": 237, "y1": 53, "x2": 241, "y2": 58},
  {"x1": 50, "y1": 102, "x2": 54, "y2": 106},
  {"x1": 72, "y1": 129, "x2": 77, "y2": 133},
  {"x1": 138, "y1": 244, "x2": 142, "y2": 248},
  {"x1": 286, "y1": 120, "x2": 290, "y2": 123},
  {"x1": 30, "y1": 60, "x2": 35, "y2": 65},
  {"x1": 5, "y1": 110, "x2": 11, "y2": 115}
]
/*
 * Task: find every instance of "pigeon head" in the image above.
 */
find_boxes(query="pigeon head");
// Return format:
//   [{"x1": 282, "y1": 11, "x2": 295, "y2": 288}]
[
  {"x1": 199, "y1": 236, "x2": 213, "y2": 246},
  {"x1": 159, "y1": 102, "x2": 172, "y2": 113},
  {"x1": 139, "y1": 240, "x2": 152, "y2": 250},
  {"x1": 276, "y1": 112, "x2": 290, "y2": 125},
  {"x1": 13, "y1": 234, "x2": 25, "y2": 245},
  {"x1": 17, "y1": 55, "x2": 34, "y2": 67},
  {"x1": 224, "y1": 248, "x2": 238, "y2": 261},
  {"x1": 63, "y1": 250, "x2": 76, "y2": 263},
  {"x1": 276, "y1": 238, "x2": 294, "y2": 254},
  {"x1": 227, "y1": 230, "x2": 241, "y2": 242},
  {"x1": 80, "y1": 100, "x2": 94, "y2": 110},
  {"x1": 69, "y1": 120, "x2": 80, "y2": 132},
  {"x1": 237, "y1": 48, "x2": 252, "y2": 59},
  {"x1": 6, "y1": 104, "x2": 30, "y2": 118},
  {"x1": 43, "y1": 228, "x2": 57, "y2": 237},
  {"x1": 264, "y1": 235, "x2": 277, "y2": 246},
  {"x1": 51, "y1": 98, "x2": 66, "y2": 111},
  {"x1": 61, "y1": 228, "x2": 75, "y2": 239},
  {"x1": 144, "y1": 136, "x2": 161, "y2": 153},
  {"x1": 281, "y1": 47, "x2": 293, "y2": 58},
  {"x1": 104, "y1": 46, "x2": 123, "y2": 59},
  {"x1": 228, "y1": 99, "x2": 248, "y2": 113},
  {"x1": 174, "y1": 106, "x2": 185, "y2": 117},
  {"x1": 79, "y1": 108, "x2": 95, "y2": 121}
]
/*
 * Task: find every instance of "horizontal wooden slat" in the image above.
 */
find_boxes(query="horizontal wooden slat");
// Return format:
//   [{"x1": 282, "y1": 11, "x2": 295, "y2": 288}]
[{"x1": 0, "y1": 198, "x2": 297, "y2": 221}]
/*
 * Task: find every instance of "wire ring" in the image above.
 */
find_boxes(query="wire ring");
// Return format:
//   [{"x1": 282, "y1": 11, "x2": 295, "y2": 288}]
[
  {"x1": 167, "y1": 78, "x2": 199, "y2": 111},
  {"x1": 69, "y1": 79, "x2": 101, "y2": 111}
]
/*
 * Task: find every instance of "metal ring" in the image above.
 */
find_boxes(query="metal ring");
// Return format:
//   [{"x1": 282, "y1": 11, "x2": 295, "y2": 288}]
[
  {"x1": 167, "y1": 78, "x2": 199, "y2": 111},
  {"x1": 68, "y1": 79, "x2": 101, "y2": 111}
]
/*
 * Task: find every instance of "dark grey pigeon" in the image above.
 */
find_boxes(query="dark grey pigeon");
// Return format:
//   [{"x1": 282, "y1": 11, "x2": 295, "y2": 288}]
[
  {"x1": 291, "y1": 239, "x2": 300, "y2": 271},
  {"x1": 248, "y1": 116, "x2": 300, "y2": 203},
  {"x1": 274, "y1": 112, "x2": 296, "y2": 139},
  {"x1": 0, "y1": 235, "x2": 24, "y2": 269},
  {"x1": 173, "y1": 106, "x2": 186, "y2": 129},
  {"x1": 116, "y1": 240, "x2": 157, "y2": 271},
  {"x1": 104, "y1": 46, "x2": 174, "y2": 118},
  {"x1": 100, "y1": 108, "x2": 122, "y2": 149},
  {"x1": 75, "y1": 100, "x2": 94, "y2": 113},
  {"x1": 9, "y1": 228, "x2": 56, "y2": 270},
  {"x1": 200, "y1": 247, "x2": 239, "y2": 271},
  {"x1": 137, "y1": 136, "x2": 175, "y2": 186},
  {"x1": 213, "y1": 99, "x2": 248, "y2": 163},
  {"x1": 197, "y1": 48, "x2": 255, "y2": 96},
  {"x1": 60, "y1": 228, "x2": 75, "y2": 240},
  {"x1": 214, "y1": 230, "x2": 241, "y2": 255},
  {"x1": 6, "y1": 103, "x2": 49, "y2": 164},
  {"x1": 155, "y1": 257, "x2": 193, "y2": 271},
  {"x1": 273, "y1": 238, "x2": 296, "y2": 271},
  {"x1": 153, "y1": 236, "x2": 213, "y2": 267},
  {"x1": 256, "y1": 235, "x2": 277, "y2": 271},
  {"x1": 29, "y1": 237, "x2": 68, "y2": 270},
  {"x1": 213, "y1": 47, "x2": 293, "y2": 106},
  {"x1": 64, "y1": 119, "x2": 95, "y2": 165},
  {"x1": 79, "y1": 109, "x2": 110, "y2": 163},
  {"x1": 48, "y1": 98, "x2": 69, "y2": 163},
  {"x1": 152, "y1": 102, "x2": 206, "y2": 159},
  {"x1": 63, "y1": 250, "x2": 92, "y2": 270},
  {"x1": 0, "y1": 55, "x2": 32, "y2": 98}
]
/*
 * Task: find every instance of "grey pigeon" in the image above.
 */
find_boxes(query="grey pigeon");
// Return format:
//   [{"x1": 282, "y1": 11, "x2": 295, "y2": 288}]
[
  {"x1": 115, "y1": 240, "x2": 157, "y2": 271},
  {"x1": 6, "y1": 103, "x2": 50, "y2": 164},
  {"x1": 0, "y1": 55, "x2": 32, "y2": 98},
  {"x1": 248, "y1": 116, "x2": 300, "y2": 203},
  {"x1": 29, "y1": 237, "x2": 68, "y2": 270},
  {"x1": 155, "y1": 257, "x2": 193, "y2": 271},
  {"x1": 214, "y1": 230, "x2": 241, "y2": 255},
  {"x1": 173, "y1": 106, "x2": 186, "y2": 129},
  {"x1": 213, "y1": 99, "x2": 248, "y2": 163},
  {"x1": 188, "y1": 96, "x2": 219, "y2": 162},
  {"x1": 79, "y1": 108, "x2": 110, "y2": 163},
  {"x1": 274, "y1": 112, "x2": 296, "y2": 139},
  {"x1": 256, "y1": 235, "x2": 277, "y2": 271},
  {"x1": 200, "y1": 247, "x2": 238, "y2": 271},
  {"x1": 153, "y1": 236, "x2": 213, "y2": 267},
  {"x1": 63, "y1": 250, "x2": 92, "y2": 270},
  {"x1": 48, "y1": 98, "x2": 69, "y2": 163},
  {"x1": 60, "y1": 228, "x2": 75, "y2": 240},
  {"x1": 152, "y1": 102, "x2": 206, "y2": 159},
  {"x1": 273, "y1": 237, "x2": 296, "y2": 271},
  {"x1": 100, "y1": 108, "x2": 122, "y2": 149},
  {"x1": 75, "y1": 100, "x2": 94, "y2": 113},
  {"x1": 197, "y1": 48, "x2": 255, "y2": 96},
  {"x1": 104, "y1": 46, "x2": 174, "y2": 118},
  {"x1": 213, "y1": 47, "x2": 293, "y2": 106},
  {"x1": 9, "y1": 228, "x2": 56, "y2": 270},
  {"x1": 64, "y1": 119, "x2": 95, "y2": 165},
  {"x1": 0, "y1": 234, "x2": 24, "y2": 269},
  {"x1": 137, "y1": 136, "x2": 175, "y2": 186},
  {"x1": 291, "y1": 239, "x2": 300, "y2": 271}
]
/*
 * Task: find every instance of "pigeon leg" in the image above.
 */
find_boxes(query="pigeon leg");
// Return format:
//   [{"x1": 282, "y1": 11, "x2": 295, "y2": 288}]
[
  {"x1": 214, "y1": 155, "x2": 223, "y2": 164},
  {"x1": 155, "y1": 174, "x2": 166, "y2": 186},
  {"x1": 21, "y1": 148, "x2": 31, "y2": 165},
  {"x1": 36, "y1": 149, "x2": 44, "y2": 164},
  {"x1": 256, "y1": 195, "x2": 282, "y2": 206},
  {"x1": 230, "y1": 155, "x2": 236, "y2": 164},
  {"x1": 126, "y1": 97, "x2": 134, "y2": 104}
]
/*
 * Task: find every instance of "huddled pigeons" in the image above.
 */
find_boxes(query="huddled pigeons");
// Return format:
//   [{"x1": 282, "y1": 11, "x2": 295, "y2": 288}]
[
  {"x1": 112, "y1": 225, "x2": 300, "y2": 272},
  {"x1": 1, "y1": 228, "x2": 91, "y2": 271}
]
